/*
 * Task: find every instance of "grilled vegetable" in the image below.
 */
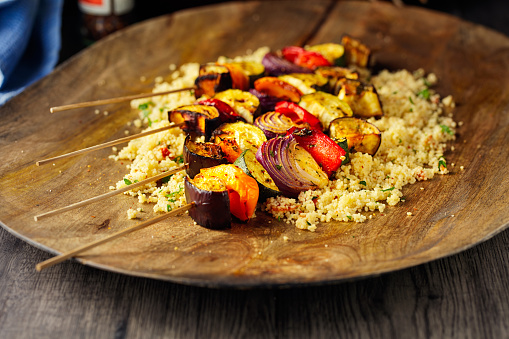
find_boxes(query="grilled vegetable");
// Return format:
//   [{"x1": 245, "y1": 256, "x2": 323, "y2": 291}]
[
  {"x1": 249, "y1": 89, "x2": 281, "y2": 113},
  {"x1": 275, "y1": 101, "x2": 322, "y2": 131},
  {"x1": 278, "y1": 74, "x2": 317, "y2": 95},
  {"x1": 185, "y1": 176, "x2": 231, "y2": 229},
  {"x1": 211, "y1": 121, "x2": 267, "y2": 162},
  {"x1": 228, "y1": 61, "x2": 265, "y2": 87},
  {"x1": 281, "y1": 73, "x2": 329, "y2": 92},
  {"x1": 197, "y1": 98, "x2": 244, "y2": 123},
  {"x1": 234, "y1": 149, "x2": 281, "y2": 200},
  {"x1": 254, "y1": 77, "x2": 303, "y2": 103},
  {"x1": 289, "y1": 127, "x2": 346, "y2": 177},
  {"x1": 336, "y1": 79, "x2": 383, "y2": 118},
  {"x1": 256, "y1": 134, "x2": 329, "y2": 197},
  {"x1": 315, "y1": 66, "x2": 359, "y2": 93},
  {"x1": 341, "y1": 35, "x2": 371, "y2": 68},
  {"x1": 281, "y1": 46, "x2": 332, "y2": 70},
  {"x1": 168, "y1": 104, "x2": 221, "y2": 139},
  {"x1": 262, "y1": 52, "x2": 313, "y2": 76},
  {"x1": 213, "y1": 89, "x2": 260, "y2": 124},
  {"x1": 194, "y1": 64, "x2": 232, "y2": 98},
  {"x1": 298, "y1": 91, "x2": 353, "y2": 130},
  {"x1": 306, "y1": 43, "x2": 346, "y2": 66},
  {"x1": 183, "y1": 135, "x2": 227, "y2": 179},
  {"x1": 254, "y1": 111, "x2": 304, "y2": 139},
  {"x1": 197, "y1": 164, "x2": 259, "y2": 221},
  {"x1": 329, "y1": 117, "x2": 382, "y2": 156},
  {"x1": 223, "y1": 63, "x2": 250, "y2": 91}
]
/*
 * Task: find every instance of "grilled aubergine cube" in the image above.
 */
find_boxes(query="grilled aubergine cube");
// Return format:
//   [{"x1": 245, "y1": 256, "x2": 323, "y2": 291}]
[
  {"x1": 315, "y1": 66, "x2": 359, "y2": 93},
  {"x1": 329, "y1": 117, "x2": 382, "y2": 156},
  {"x1": 168, "y1": 104, "x2": 221, "y2": 140},
  {"x1": 194, "y1": 64, "x2": 232, "y2": 98},
  {"x1": 213, "y1": 89, "x2": 261, "y2": 124},
  {"x1": 185, "y1": 176, "x2": 231, "y2": 229},
  {"x1": 336, "y1": 79, "x2": 383, "y2": 118},
  {"x1": 211, "y1": 121, "x2": 267, "y2": 163},
  {"x1": 183, "y1": 135, "x2": 228, "y2": 179},
  {"x1": 341, "y1": 35, "x2": 371, "y2": 68},
  {"x1": 298, "y1": 91, "x2": 353, "y2": 130},
  {"x1": 234, "y1": 149, "x2": 281, "y2": 200}
]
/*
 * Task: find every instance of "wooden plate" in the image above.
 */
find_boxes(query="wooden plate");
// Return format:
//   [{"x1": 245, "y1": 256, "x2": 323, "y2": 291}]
[{"x1": 1, "y1": 1, "x2": 508, "y2": 288}]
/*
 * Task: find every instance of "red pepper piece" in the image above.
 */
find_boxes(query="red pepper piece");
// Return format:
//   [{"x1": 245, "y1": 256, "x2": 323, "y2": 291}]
[
  {"x1": 254, "y1": 77, "x2": 302, "y2": 102},
  {"x1": 198, "y1": 98, "x2": 243, "y2": 123},
  {"x1": 288, "y1": 127, "x2": 346, "y2": 177},
  {"x1": 281, "y1": 46, "x2": 332, "y2": 70},
  {"x1": 275, "y1": 101, "x2": 322, "y2": 131}
]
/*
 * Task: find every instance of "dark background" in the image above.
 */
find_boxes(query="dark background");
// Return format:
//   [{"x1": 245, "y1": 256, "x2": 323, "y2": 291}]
[{"x1": 59, "y1": 0, "x2": 509, "y2": 64}]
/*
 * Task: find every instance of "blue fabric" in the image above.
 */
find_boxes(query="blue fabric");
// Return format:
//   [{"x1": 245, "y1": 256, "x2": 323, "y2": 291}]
[{"x1": 0, "y1": 0, "x2": 63, "y2": 105}]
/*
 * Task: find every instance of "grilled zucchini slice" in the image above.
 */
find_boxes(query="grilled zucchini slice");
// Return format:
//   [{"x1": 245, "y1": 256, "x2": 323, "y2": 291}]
[
  {"x1": 306, "y1": 43, "x2": 346, "y2": 66},
  {"x1": 234, "y1": 149, "x2": 280, "y2": 200},
  {"x1": 213, "y1": 89, "x2": 261, "y2": 124},
  {"x1": 211, "y1": 121, "x2": 267, "y2": 162},
  {"x1": 298, "y1": 91, "x2": 353, "y2": 130}
]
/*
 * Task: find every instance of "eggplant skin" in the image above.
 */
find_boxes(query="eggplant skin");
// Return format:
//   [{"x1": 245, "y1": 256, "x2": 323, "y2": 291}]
[
  {"x1": 184, "y1": 135, "x2": 227, "y2": 179},
  {"x1": 185, "y1": 177, "x2": 232, "y2": 230}
]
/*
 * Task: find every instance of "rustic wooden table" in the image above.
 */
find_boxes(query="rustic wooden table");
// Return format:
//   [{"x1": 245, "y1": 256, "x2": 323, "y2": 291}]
[{"x1": 1, "y1": 1, "x2": 509, "y2": 338}]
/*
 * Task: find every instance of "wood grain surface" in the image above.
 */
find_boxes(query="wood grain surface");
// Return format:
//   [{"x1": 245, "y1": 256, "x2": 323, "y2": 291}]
[{"x1": 1, "y1": 0, "x2": 509, "y2": 290}]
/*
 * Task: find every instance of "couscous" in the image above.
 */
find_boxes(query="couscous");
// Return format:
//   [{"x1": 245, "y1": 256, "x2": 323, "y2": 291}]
[{"x1": 110, "y1": 43, "x2": 456, "y2": 232}]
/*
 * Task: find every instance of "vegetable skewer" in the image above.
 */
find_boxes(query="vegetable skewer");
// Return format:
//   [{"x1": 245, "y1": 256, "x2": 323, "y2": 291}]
[
  {"x1": 49, "y1": 87, "x2": 195, "y2": 113},
  {"x1": 35, "y1": 203, "x2": 194, "y2": 271},
  {"x1": 33, "y1": 164, "x2": 188, "y2": 221},
  {"x1": 36, "y1": 122, "x2": 185, "y2": 166}
]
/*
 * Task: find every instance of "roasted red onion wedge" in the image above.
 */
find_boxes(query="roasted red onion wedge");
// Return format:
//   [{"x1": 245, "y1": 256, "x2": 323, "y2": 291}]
[
  {"x1": 254, "y1": 111, "x2": 306, "y2": 139},
  {"x1": 256, "y1": 135, "x2": 328, "y2": 197}
]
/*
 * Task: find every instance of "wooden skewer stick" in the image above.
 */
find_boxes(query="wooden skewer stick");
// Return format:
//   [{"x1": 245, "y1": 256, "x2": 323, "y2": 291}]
[
  {"x1": 36, "y1": 122, "x2": 184, "y2": 166},
  {"x1": 34, "y1": 164, "x2": 188, "y2": 221},
  {"x1": 49, "y1": 87, "x2": 196, "y2": 113},
  {"x1": 35, "y1": 202, "x2": 195, "y2": 271}
]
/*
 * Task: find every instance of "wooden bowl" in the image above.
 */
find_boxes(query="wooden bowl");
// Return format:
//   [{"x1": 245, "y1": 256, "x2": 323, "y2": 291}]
[{"x1": 0, "y1": 1, "x2": 508, "y2": 288}]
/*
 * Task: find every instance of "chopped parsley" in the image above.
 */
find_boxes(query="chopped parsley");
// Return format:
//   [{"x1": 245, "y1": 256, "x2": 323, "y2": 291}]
[
  {"x1": 409, "y1": 96, "x2": 414, "y2": 105},
  {"x1": 138, "y1": 102, "x2": 154, "y2": 110},
  {"x1": 166, "y1": 186, "x2": 183, "y2": 198},
  {"x1": 161, "y1": 174, "x2": 173, "y2": 184},
  {"x1": 276, "y1": 165, "x2": 282, "y2": 170},
  {"x1": 359, "y1": 180, "x2": 366, "y2": 186},
  {"x1": 123, "y1": 178, "x2": 132, "y2": 185},
  {"x1": 382, "y1": 187, "x2": 395, "y2": 192},
  {"x1": 173, "y1": 155, "x2": 184, "y2": 164},
  {"x1": 306, "y1": 221, "x2": 311, "y2": 226},
  {"x1": 440, "y1": 124, "x2": 454, "y2": 135},
  {"x1": 438, "y1": 157, "x2": 447, "y2": 170},
  {"x1": 270, "y1": 150, "x2": 275, "y2": 157},
  {"x1": 418, "y1": 88, "x2": 430, "y2": 100},
  {"x1": 347, "y1": 215, "x2": 352, "y2": 220},
  {"x1": 166, "y1": 204, "x2": 172, "y2": 212}
]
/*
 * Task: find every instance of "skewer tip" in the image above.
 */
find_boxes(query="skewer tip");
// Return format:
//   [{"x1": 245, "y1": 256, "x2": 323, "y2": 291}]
[
  {"x1": 34, "y1": 216, "x2": 39, "y2": 222},
  {"x1": 49, "y1": 107, "x2": 55, "y2": 113}
]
